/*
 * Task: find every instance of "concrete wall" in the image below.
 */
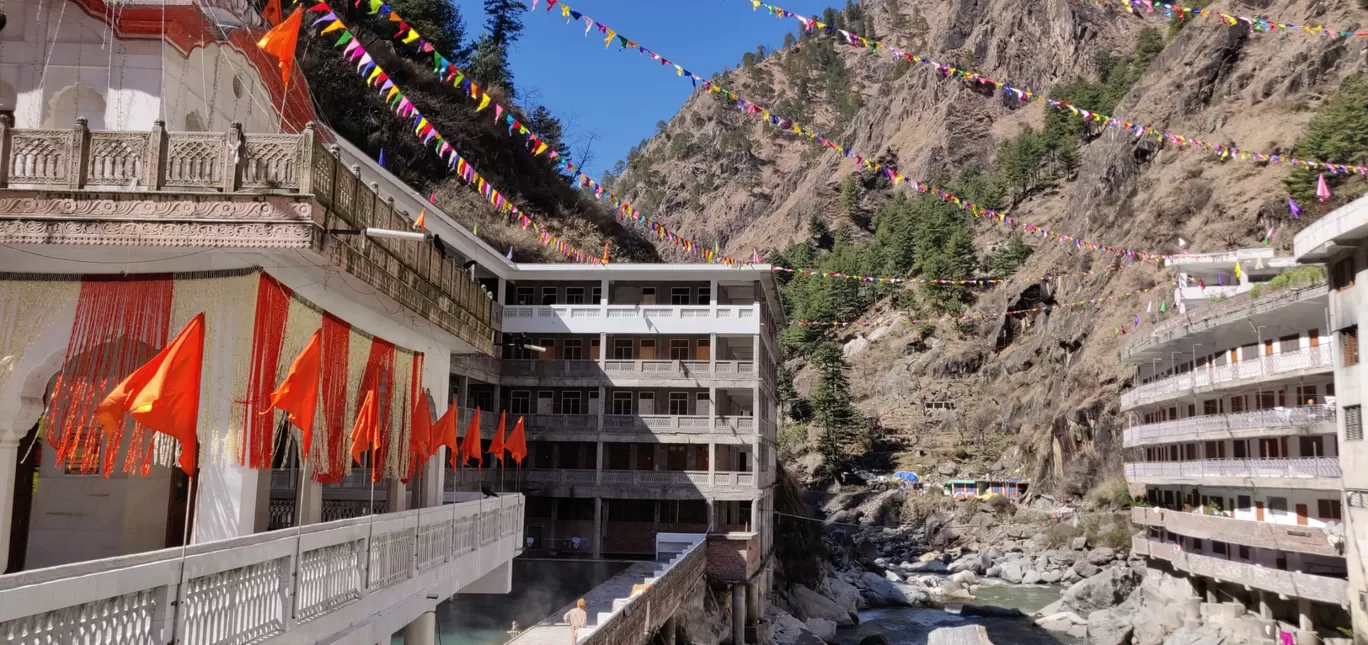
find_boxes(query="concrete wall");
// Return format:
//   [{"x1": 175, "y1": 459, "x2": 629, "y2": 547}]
[{"x1": 1329, "y1": 239, "x2": 1368, "y2": 640}]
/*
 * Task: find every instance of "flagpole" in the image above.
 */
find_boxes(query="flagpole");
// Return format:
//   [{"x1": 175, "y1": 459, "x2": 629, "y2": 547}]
[{"x1": 171, "y1": 472, "x2": 195, "y2": 639}]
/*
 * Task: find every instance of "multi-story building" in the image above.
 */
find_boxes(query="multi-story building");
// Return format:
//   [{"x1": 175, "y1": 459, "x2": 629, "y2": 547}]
[
  {"x1": 1297, "y1": 194, "x2": 1368, "y2": 643},
  {"x1": 1120, "y1": 247, "x2": 1352, "y2": 642}
]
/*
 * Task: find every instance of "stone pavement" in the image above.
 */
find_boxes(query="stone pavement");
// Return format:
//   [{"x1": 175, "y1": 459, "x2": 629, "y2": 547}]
[{"x1": 507, "y1": 561, "x2": 660, "y2": 645}]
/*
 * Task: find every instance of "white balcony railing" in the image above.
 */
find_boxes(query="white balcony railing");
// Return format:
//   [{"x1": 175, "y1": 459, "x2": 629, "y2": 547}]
[
  {"x1": 0, "y1": 495, "x2": 524, "y2": 644},
  {"x1": 1133, "y1": 535, "x2": 1347, "y2": 605},
  {"x1": 1123, "y1": 405, "x2": 1336, "y2": 446},
  {"x1": 500, "y1": 304, "x2": 760, "y2": 335},
  {"x1": 1125, "y1": 457, "x2": 1342, "y2": 481},
  {"x1": 512, "y1": 469, "x2": 756, "y2": 490},
  {"x1": 1121, "y1": 343, "x2": 1334, "y2": 408},
  {"x1": 1130, "y1": 507, "x2": 1340, "y2": 557}
]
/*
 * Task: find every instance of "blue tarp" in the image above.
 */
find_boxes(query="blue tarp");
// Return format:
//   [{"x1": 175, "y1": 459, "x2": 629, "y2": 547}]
[{"x1": 894, "y1": 471, "x2": 920, "y2": 483}]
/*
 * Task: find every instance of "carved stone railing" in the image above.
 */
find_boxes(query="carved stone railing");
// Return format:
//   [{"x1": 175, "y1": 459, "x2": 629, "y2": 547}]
[
  {"x1": 1132, "y1": 535, "x2": 1347, "y2": 605},
  {"x1": 0, "y1": 118, "x2": 494, "y2": 354},
  {"x1": 1131, "y1": 507, "x2": 1341, "y2": 557},
  {"x1": 0, "y1": 494, "x2": 523, "y2": 645}
]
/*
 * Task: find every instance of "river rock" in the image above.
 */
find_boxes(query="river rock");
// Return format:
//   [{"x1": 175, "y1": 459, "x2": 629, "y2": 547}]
[
  {"x1": 1040, "y1": 570, "x2": 1062, "y2": 583},
  {"x1": 998, "y1": 560, "x2": 1026, "y2": 583},
  {"x1": 1087, "y1": 607, "x2": 1135, "y2": 645},
  {"x1": 858, "y1": 572, "x2": 932, "y2": 607},
  {"x1": 1046, "y1": 550, "x2": 1077, "y2": 567},
  {"x1": 768, "y1": 606, "x2": 826, "y2": 645},
  {"x1": 1088, "y1": 547, "x2": 1117, "y2": 565},
  {"x1": 1061, "y1": 567, "x2": 1142, "y2": 616},
  {"x1": 937, "y1": 460, "x2": 958, "y2": 475},
  {"x1": 948, "y1": 555, "x2": 979, "y2": 574},
  {"x1": 1071, "y1": 536, "x2": 1088, "y2": 551},
  {"x1": 1022, "y1": 569, "x2": 1042, "y2": 585},
  {"x1": 1061, "y1": 568, "x2": 1081, "y2": 584},
  {"x1": 1072, "y1": 561, "x2": 1100, "y2": 578},
  {"x1": 805, "y1": 618, "x2": 838, "y2": 643},
  {"x1": 1035, "y1": 611, "x2": 1089, "y2": 639},
  {"x1": 905, "y1": 560, "x2": 949, "y2": 574},
  {"x1": 884, "y1": 569, "x2": 903, "y2": 582},
  {"x1": 960, "y1": 604, "x2": 1024, "y2": 618},
  {"x1": 949, "y1": 570, "x2": 978, "y2": 585},
  {"x1": 789, "y1": 584, "x2": 857, "y2": 626},
  {"x1": 985, "y1": 565, "x2": 1001, "y2": 578},
  {"x1": 928, "y1": 625, "x2": 995, "y2": 645},
  {"x1": 823, "y1": 576, "x2": 864, "y2": 614},
  {"x1": 858, "y1": 636, "x2": 892, "y2": 645}
]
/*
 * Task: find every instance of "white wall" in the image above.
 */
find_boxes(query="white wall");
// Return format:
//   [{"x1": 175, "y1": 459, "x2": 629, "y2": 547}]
[{"x1": 1149, "y1": 484, "x2": 1342, "y2": 530}]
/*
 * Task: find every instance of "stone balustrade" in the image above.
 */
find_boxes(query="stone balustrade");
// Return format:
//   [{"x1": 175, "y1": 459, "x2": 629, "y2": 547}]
[
  {"x1": 1121, "y1": 343, "x2": 1335, "y2": 409},
  {"x1": 0, "y1": 119, "x2": 494, "y2": 353},
  {"x1": 1132, "y1": 535, "x2": 1347, "y2": 606},
  {"x1": 1130, "y1": 507, "x2": 1341, "y2": 557},
  {"x1": 1123, "y1": 405, "x2": 1336, "y2": 447},
  {"x1": 1124, "y1": 458, "x2": 1342, "y2": 488},
  {"x1": 450, "y1": 355, "x2": 758, "y2": 385},
  {"x1": 0, "y1": 494, "x2": 524, "y2": 645}
]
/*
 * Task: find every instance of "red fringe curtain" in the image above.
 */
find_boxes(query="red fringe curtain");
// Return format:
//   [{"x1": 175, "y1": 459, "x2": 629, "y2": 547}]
[
  {"x1": 357, "y1": 338, "x2": 396, "y2": 482},
  {"x1": 241, "y1": 273, "x2": 291, "y2": 469},
  {"x1": 47, "y1": 276, "x2": 175, "y2": 476},
  {"x1": 314, "y1": 313, "x2": 351, "y2": 484}
]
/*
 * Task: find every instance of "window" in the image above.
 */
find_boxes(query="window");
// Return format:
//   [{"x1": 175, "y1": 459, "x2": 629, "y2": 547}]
[
  {"x1": 1212, "y1": 541, "x2": 1227, "y2": 555},
  {"x1": 1203, "y1": 399, "x2": 1221, "y2": 415},
  {"x1": 592, "y1": 287, "x2": 602, "y2": 304},
  {"x1": 1280, "y1": 334, "x2": 1301, "y2": 353},
  {"x1": 642, "y1": 287, "x2": 656, "y2": 304},
  {"x1": 566, "y1": 287, "x2": 585, "y2": 304},
  {"x1": 1257, "y1": 392, "x2": 1275, "y2": 410},
  {"x1": 515, "y1": 287, "x2": 534, "y2": 305},
  {"x1": 1237, "y1": 495, "x2": 1252, "y2": 513},
  {"x1": 612, "y1": 392, "x2": 633, "y2": 415},
  {"x1": 563, "y1": 339, "x2": 583, "y2": 360},
  {"x1": 1297, "y1": 385, "x2": 1319, "y2": 406},
  {"x1": 62, "y1": 441, "x2": 101, "y2": 475},
  {"x1": 670, "y1": 339, "x2": 689, "y2": 360},
  {"x1": 608, "y1": 499, "x2": 655, "y2": 522},
  {"x1": 1348, "y1": 405, "x2": 1363, "y2": 441},
  {"x1": 1319, "y1": 499, "x2": 1343, "y2": 520},
  {"x1": 510, "y1": 391, "x2": 531, "y2": 414},
  {"x1": 1300, "y1": 435, "x2": 1325, "y2": 457},
  {"x1": 671, "y1": 287, "x2": 691, "y2": 305},
  {"x1": 560, "y1": 391, "x2": 583, "y2": 415},
  {"x1": 613, "y1": 339, "x2": 634, "y2": 360},
  {"x1": 1229, "y1": 396, "x2": 1245, "y2": 413},
  {"x1": 541, "y1": 287, "x2": 557, "y2": 306},
  {"x1": 1268, "y1": 497, "x2": 1288, "y2": 517},
  {"x1": 669, "y1": 392, "x2": 689, "y2": 415},
  {"x1": 698, "y1": 287, "x2": 711, "y2": 305},
  {"x1": 1332, "y1": 255, "x2": 1356, "y2": 290},
  {"x1": 1238, "y1": 545, "x2": 1250, "y2": 560},
  {"x1": 1344, "y1": 326, "x2": 1360, "y2": 367}
]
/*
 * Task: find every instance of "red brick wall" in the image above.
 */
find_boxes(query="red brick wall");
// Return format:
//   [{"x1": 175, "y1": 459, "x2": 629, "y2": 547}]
[{"x1": 706, "y1": 534, "x2": 759, "y2": 582}]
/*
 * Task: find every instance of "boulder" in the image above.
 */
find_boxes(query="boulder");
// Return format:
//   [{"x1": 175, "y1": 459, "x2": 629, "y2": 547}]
[
  {"x1": 1071, "y1": 536, "x2": 1089, "y2": 551},
  {"x1": 804, "y1": 618, "x2": 838, "y2": 643},
  {"x1": 1039, "y1": 570, "x2": 1062, "y2": 583},
  {"x1": 1061, "y1": 567, "x2": 1142, "y2": 616},
  {"x1": 1087, "y1": 607, "x2": 1135, "y2": 645},
  {"x1": 905, "y1": 560, "x2": 949, "y2": 574},
  {"x1": 960, "y1": 604, "x2": 1024, "y2": 618},
  {"x1": 937, "y1": 460, "x2": 958, "y2": 476},
  {"x1": 1072, "y1": 561, "x2": 1100, "y2": 578},
  {"x1": 919, "y1": 551, "x2": 944, "y2": 563},
  {"x1": 1160, "y1": 626, "x2": 1229, "y2": 645},
  {"x1": 1046, "y1": 550, "x2": 1078, "y2": 567},
  {"x1": 949, "y1": 570, "x2": 978, "y2": 586},
  {"x1": 1022, "y1": 569, "x2": 1042, "y2": 585},
  {"x1": 985, "y1": 566, "x2": 1002, "y2": 578},
  {"x1": 1035, "y1": 611, "x2": 1089, "y2": 639},
  {"x1": 1035, "y1": 599, "x2": 1065, "y2": 617},
  {"x1": 1088, "y1": 547, "x2": 1117, "y2": 565},
  {"x1": 767, "y1": 606, "x2": 826, "y2": 645},
  {"x1": 1061, "y1": 568, "x2": 1082, "y2": 584},
  {"x1": 858, "y1": 636, "x2": 892, "y2": 645},
  {"x1": 884, "y1": 569, "x2": 903, "y2": 582},
  {"x1": 789, "y1": 584, "x2": 857, "y2": 626},
  {"x1": 998, "y1": 560, "x2": 1027, "y2": 584},
  {"x1": 948, "y1": 556, "x2": 980, "y2": 574},
  {"x1": 928, "y1": 625, "x2": 995, "y2": 645},
  {"x1": 823, "y1": 576, "x2": 863, "y2": 615},
  {"x1": 858, "y1": 572, "x2": 932, "y2": 607}
]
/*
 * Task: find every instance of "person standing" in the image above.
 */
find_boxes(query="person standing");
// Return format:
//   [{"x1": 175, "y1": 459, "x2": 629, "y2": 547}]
[{"x1": 564, "y1": 598, "x2": 588, "y2": 644}]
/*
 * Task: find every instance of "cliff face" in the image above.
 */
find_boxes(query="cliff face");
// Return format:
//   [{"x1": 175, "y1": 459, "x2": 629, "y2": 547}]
[{"x1": 608, "y1": 0, "x2": 1368, "y2": 494}]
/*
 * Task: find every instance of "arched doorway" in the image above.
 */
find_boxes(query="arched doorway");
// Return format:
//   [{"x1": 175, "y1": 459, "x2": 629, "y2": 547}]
[{"x1": 42, "y1": 82, "x2": 106, "y2": 130}]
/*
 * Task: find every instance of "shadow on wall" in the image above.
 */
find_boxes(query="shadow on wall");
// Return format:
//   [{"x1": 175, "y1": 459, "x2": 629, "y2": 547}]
[{"x1": 431, "y1": 558, "x2": 631, "y2": 643}]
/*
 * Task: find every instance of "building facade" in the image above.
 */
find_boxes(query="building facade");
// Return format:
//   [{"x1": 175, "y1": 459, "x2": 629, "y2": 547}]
[{"x1": 1119, "y1": 248, "x2": 1351, "y2": 642}]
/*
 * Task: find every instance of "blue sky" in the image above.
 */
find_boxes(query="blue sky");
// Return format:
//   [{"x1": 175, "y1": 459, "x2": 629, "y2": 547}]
[{"x1": 449, "y1": 0, "x2": 832, "y2": 178}]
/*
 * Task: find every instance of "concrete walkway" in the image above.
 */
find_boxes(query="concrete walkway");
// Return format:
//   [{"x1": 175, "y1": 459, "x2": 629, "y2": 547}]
[{"x1": 508, "y1": 561, "x2": 660, "y2": 645}]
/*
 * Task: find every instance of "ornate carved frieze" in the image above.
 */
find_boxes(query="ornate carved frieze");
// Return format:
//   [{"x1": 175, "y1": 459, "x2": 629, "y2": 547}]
[
  {"x1": 0, "y1": 193, "x2": 314, "y2": 222},
  {"x1": 0, "y1": 220, "x2": 313, "y2": 248}
]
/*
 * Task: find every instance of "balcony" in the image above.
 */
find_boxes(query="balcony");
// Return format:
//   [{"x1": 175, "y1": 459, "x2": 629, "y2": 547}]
[
  {"x1": 1132, "y1": 535, "x2": 1347, "y2": 606},
  {"x1": 1295, "y1": 194, "x2": 1368, "y2": 262},
  {"x1": 447, "y1": 469, "x2": 761, "y2": 498},
  {"x1": 0, "y1": 120, "x2": 495, "y2": 354},
  {"x1": 506, "y1": 414, "x2": 756, "y2": 437},
  {"x1": 500, "y1": 304, "x2": 760, "y2": 335},
  {"x1": 1123, "y1": 405, "x2": 1336, "y2": 447},
  {"x1": 1121, "y1": 343, "x2": 1334, "y2": 409},
  {"x1": 1122, "y1": 284, "x2": 1327, "y2": 363},
  {"x1": 451, "y1": 356, "x2": 759, "y2": 386},
  {"x1": 1131, "y1": 507, "x2": 1341, "y2": 558},
  {"x1": 0, "y1": 494, "x2": 524, "y2": 644},
  {"x1": 1124, "y1": 458, "x2": 1342, "y2": 489}
]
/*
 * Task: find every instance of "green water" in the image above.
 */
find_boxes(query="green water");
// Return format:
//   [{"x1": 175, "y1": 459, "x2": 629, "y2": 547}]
[{"x1": 836, "y1": 583, "x2": 1079, "y2": 645}]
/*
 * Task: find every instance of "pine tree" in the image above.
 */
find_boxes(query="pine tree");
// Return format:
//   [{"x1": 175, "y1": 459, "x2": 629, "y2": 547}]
[
  {"x1": 483, "y1": 0, "x2": 527, "y2": 47},
  {"x1": 386, "y1": 0, "x2": 469, "y2": 60},
  {"x1": 839, "y1": 175, "x2": 861, "y2": 221},
  {"x1": 989, "y1": 232, "x2": 1033, "y2": 279},
  {"x1": 470, "y1": 35, "x2": 514, "y2": 92},
  {"x1": 809, "y1": 215, "x2": 832, "y2": 249},
  {"x1": 783, "y1": 32, "x2": 797, "y2": 49},
  {"x1": 1286, "y1": 73, "x2": 1368, "y2": 202},
  {"x1": 811, "y1": 342, "x2": 859, "y2": 481},
  {"x1": 526, "y1": 106, "x2": 570, "y2": 160}
]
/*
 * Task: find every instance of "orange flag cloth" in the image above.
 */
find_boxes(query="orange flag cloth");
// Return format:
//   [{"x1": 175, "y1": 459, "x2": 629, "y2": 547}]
[
  {"x1": 461, "y1": 408, "x2": 482, "y2": 468},
  {"x1": 348, "y1": 389, "x2": 380, "y2": 469},
  {"x1": 433, "y1": 401, "x2": 458, "y2": 468},
  {"x1": 257, "y1": 6, "x2": 303, "y2": 88},
  {"x1": 263, "y1": 329, "x2": 322, "y2": 461},
  {"x1": 488, "y1": 411, "x2": 506, "y2": 465},
  {"x1": 411, "y1": 391, "x2": 432, "y2": 462},
  {"x1": 413, "y1": 208, "x2": 427, "y2": 231},
  {"x1": 95, "y1": 313, "x2": 205, "y2": 476},
  {"x1": 506, "y1": 416, "x2": 527, "y2": 466},
  {"x1": 262, "y1": 0, "x2": 283, "y2": 26}
]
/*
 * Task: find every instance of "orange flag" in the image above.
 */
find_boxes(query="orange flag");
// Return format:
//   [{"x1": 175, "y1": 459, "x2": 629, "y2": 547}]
[
  {"x1": 262, "y1": 0, "x2": 282, "y2": 26},
  {"x1": 413, "y1": 208, "x2": 426, "y2": 231},
  {"x1": 257, "y1": 6, "x2": 303, "y2": 88},
  {"x1": 461, "y1": 408, "x2": 483, "y2": 468},
  {"x1": 95, "y1": 313, "x2": 205, "y2": 476},
  {"x1": 411, "y1": 391, "x2": 432, "y2": 462},
  {"x1": 433, "y1": 401, "x2": 458, "y2": 468},
  {"x1": 263, "y1": 329, "x2": 322, "y2": 460},
  {"x1": 506, "y1": 416, "x2": 527, "y2": 466},
  {"x1": 348, "y1": 389, "x2": 379, "y2": 468},
  {"x1": 488, "y1": 411, "x2": 506, "y2": 465}
]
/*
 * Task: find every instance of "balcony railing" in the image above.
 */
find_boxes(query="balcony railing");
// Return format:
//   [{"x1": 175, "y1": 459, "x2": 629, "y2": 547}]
[
  {"x1": 503, "y1": 304, "x2": 757, "y2": 321},
  {"x1": 1125, "y1": 284, "x2": 1327, "y2": 360},
  {"x1": 499, "y1": 304, "x2": 761, "y2": 335},
  {"x1": 0, "y1": 119, "x2": 494, "y2": 354},
  {"x1": 1121, "y1": 343, "x2": 1334, "y2": 408},
  {"x1": 1124, "y1": 457, "x2": 1342, "y2": 482},
  {"x1": 1123, "y1": 405, "x2": 1336, "y2": 447},
  {"x1": 0, "y1": 494, "x2": 523, "y2": 644},
  {"x1": 1131, "y1": 507, "x2": 1341, "y2": 557},
  {"x1": 601, "y1": 414, "x2": 754, "y2": 433},
  {"x1": 1132, "y1": 535, "x2": 1347, "y2": 605},
  {"x1": 471, "y1": 469, "x2": 757, "y2": 490}
]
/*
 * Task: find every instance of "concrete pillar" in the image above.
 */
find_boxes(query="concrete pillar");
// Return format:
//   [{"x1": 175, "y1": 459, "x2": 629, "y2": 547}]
[
  {"x1": 594, "y1": 440, "x2": 604, "y2": 485},
  {"x1": 662, "y1": 615, "x2": 677, "y2": 645},
  {"x1": 497, "y1": 277, "x2": 507, "y2": 304},
  {"x1": 1205, "y1": 584, "x2": 1218, "y2": 604},
  {"x1": 1258, "y1": 591, "x2": 1273, "y2": 620},
  {"x1": 196, "y1": 460, "x2": 271, "y2": 542},
  {"x1": 416, "y1": 451, "x2": 444, "y2": 508},
  {"x1": 403, "y1": 610, "x2": 436, "y2": 645},
  {"x1": 1298, "y1": 597, "x2": 1314, "y2": 632},
  {"x1": 299, "y1": 476, "x2": 323, "y2": 524},
  {"x1": 731, "y1": 583, "x2": 747, "y2": 645},
  {"x1": 709, "y1": 386, "x2": 717, "y2": 431},
  {"x1": 592, "y1": 496, "x2": 603, "y2": 559},
  {"x1": 596, "y1": 385, "x2": 605, "y2": 432},
  {"x1": 387, "y1": 479, "x2": 407, "y2": 513},
  {"x1": 0, "y1": 436, "x2": 19, "y2": 570}
]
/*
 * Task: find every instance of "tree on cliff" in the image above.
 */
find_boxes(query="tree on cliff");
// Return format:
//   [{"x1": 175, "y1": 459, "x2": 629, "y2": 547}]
[{"x1": 811, "y1": 342, "x2": 861, "y2": 481}]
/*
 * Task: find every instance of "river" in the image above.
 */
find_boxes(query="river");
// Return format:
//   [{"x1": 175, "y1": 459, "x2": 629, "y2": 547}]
[{"x1": 834, "y1": 582, "x2": 1080, "y2": 645}]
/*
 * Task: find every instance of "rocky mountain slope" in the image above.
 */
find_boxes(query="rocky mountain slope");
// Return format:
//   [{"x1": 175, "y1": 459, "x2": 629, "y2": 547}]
[{"x1": 607, "y1": 0, "x2": 1368, "y2": 495}]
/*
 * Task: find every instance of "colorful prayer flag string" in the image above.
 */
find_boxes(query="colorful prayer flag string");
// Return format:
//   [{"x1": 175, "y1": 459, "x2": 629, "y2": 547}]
[
  {"x1": 771, "y1": 262, "x2": 1145, "y2": 285},
  {"x1": 1090, "y1": 0, "x2": 1368, "y2": 40},
  {"x1": 534, "y1": 0, "x2": 1173, "y2": 263},
  {"x1": 305, "y1": 3, "x2": 604, "y2": 265},
  {"x1": 741, "y1": 0, "x2": 1368, "y2": 178}
]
